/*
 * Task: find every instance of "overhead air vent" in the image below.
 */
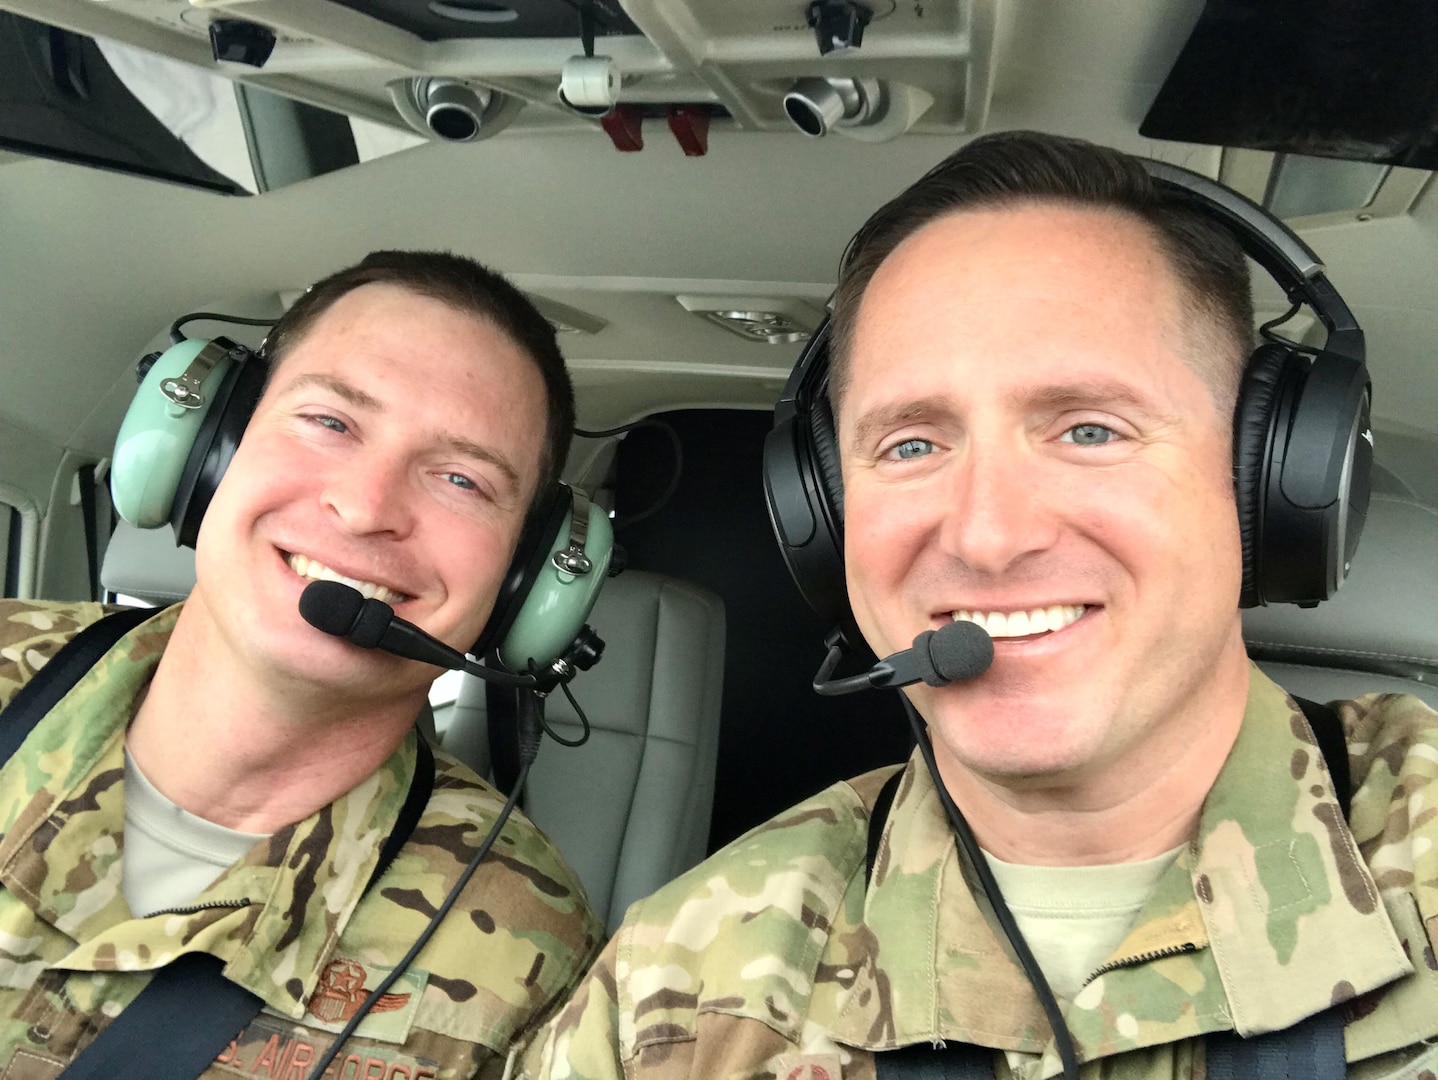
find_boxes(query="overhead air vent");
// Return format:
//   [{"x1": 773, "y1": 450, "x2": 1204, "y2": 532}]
[{"x1": 4, "y1": 0, "x2": 999, "y2": 165}]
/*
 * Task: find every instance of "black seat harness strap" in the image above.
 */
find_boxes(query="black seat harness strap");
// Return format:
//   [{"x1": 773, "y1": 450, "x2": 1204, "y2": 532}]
[
  {"x1": 0, "y1": 605, "x2": 151, "y2": 763},
  {"x1": 871, "y1": 696, "x2": 1352, "y2": 1079},
  {"x1": 0, "y1": 608, "x2": 434, "y2": 1080}
]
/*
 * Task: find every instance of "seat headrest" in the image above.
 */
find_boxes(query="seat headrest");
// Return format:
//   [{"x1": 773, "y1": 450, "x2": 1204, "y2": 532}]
[
  {"x1": 1242, "y1": 494, "x2": 1438, "y2": 680},
  {"x1": 100, "y1": 521, "x2": 196, "y2": 606}
]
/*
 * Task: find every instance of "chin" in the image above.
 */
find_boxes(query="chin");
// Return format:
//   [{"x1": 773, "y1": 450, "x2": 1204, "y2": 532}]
[{"x1": 927, "y1": 689, "x2": 1110, "y2": 781}]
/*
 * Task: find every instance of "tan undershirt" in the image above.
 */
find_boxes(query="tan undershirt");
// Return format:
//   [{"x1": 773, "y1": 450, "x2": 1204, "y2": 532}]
[
  {"x1": 121, "y1": 750, "x2": 271, "y2": 917},
  {"x1": 983, "y1": 844, "x2": 1184, "y2": 1005}
]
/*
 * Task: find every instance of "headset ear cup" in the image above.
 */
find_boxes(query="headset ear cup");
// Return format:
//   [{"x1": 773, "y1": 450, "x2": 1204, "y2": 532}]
[
  {"x1": 474, "y1": 484, "x2": 571, "y2": 658},
  {"x1": 1233, "y1": 343, "x2": 1296, "y2": 607},
  {"x1": 171, "y1": 348, "x2": 269, "y2": 548},
  {"x1": 807, "y1": 389, "x2": 845, "y2": 527},
  {"x1": 497, "y1": 491, "x2": 614, "y2": 670}
]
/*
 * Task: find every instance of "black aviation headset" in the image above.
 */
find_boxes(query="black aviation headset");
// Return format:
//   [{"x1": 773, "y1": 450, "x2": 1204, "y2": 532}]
[
  {"x1": 110, "y1": 314, "x2": 612, "y2": 670},
  {"x1": 762, "y1": 157, "x2": 1374, "y2": 646}
]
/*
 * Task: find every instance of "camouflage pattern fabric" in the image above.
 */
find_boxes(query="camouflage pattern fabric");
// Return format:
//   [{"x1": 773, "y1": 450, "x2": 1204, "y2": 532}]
[
  {"x1": 526, "y1": 665, "x2": 1438, "y2": 1080},
  {"x1": 0, "y1": 599, "x2": 604, "y2": 1080}
]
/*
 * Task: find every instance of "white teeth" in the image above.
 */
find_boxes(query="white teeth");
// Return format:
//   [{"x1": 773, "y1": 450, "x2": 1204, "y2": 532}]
[
  {"x1": 286, "y1": 553, "x2": 408, "y2": 605},
  {"x1": 952, "y1": 605, "x2": 1086, "y2": 638}
]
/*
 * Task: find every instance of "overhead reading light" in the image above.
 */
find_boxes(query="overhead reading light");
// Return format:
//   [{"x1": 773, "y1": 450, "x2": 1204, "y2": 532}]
[
  {"x1": 806, "y1": 0, "x2": 873, "y2": 55},
  {"x1": 705, "y1": 311, "x2": 811, "y2": 345},
  {"x1": 676, "y1": 296, "x2": 824, "y2": 345}
]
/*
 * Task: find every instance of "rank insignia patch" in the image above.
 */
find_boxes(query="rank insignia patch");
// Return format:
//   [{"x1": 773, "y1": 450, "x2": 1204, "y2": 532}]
[{"x1": 294, "y1": 957, "x2": 427, "y2": 1044}]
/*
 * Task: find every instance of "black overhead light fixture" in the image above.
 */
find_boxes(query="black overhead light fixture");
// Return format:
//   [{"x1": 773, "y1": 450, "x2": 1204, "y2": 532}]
[{"x1": 806, "y1": 0, "x2": 872, "y2": 56}]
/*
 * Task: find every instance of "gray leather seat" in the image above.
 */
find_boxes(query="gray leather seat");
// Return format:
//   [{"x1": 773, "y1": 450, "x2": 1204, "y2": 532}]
[
  {"x1": 1243, "y1": 493, "x2": 1438, "y2": 709},
  {"x1": 99, "y1": 520, "x2": 197, "y2": 607},
  {"x1": 442, "y1": 570, "x2": 726, "y2": 931}
]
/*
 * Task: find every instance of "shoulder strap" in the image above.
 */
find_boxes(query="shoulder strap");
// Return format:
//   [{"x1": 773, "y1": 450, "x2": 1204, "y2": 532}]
[
  {"x1": 1293, "y1": 696, "x2": 1351, "y2": 820},
  {"x1": 0, "y1": 606, "x2": 151, "y2": 766},
  {"x1": 865, "y1": 767, "x2": 904, "y2": 886},
  {"x1": 61, "y1": 736, "x2": 433, "y2": 1080},
  {"x1": 1204, "y1": 1005, "x2": 1347, "y2": 1080},
  {"x1": 7, "y1": 611, "x2": 437, "y2": 1080},
  {"x1": 874, "y1": 1041, "x2": 993, "y2": 1079},
  {"x1": 486, "y1": 679, "x2": 523, "y2": 797},
  {"x1": 865, "y1": 696, "x2": 1354, "y2": 1080}
]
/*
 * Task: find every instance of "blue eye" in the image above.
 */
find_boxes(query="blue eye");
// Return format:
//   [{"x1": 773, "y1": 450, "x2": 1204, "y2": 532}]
[
  {"x1": 310, "y1": 414, "x2": 348, "y2": 434},
  {"x1": 443, "y1": 473, "x2": 477, "y2": 491},
  {"x1": 1062, "y1": 424, "x2": 1115, "y2": 446},
  {"x1": 892, "y1": 438, "x2": 933, "y2": 460}
]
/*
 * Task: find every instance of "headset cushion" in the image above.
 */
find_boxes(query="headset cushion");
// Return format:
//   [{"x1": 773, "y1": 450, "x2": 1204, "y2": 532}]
[
  {"x1": 1233, "y1": 343, "x2": 1293, "y2": 607},
  {"x1": 807, "y1": 390, "x2": 846, "y2": 527}
]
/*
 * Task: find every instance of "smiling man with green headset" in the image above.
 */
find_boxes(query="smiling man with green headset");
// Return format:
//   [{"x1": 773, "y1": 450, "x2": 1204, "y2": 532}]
[{"x1": 0, "y1": 250, "x2": 611, "y2": 1080}]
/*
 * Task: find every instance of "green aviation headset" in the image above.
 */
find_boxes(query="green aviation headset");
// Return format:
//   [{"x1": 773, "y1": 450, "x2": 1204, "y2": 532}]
[{"x1": 110, "y1": 325, "x2": 613, "y2": 671}]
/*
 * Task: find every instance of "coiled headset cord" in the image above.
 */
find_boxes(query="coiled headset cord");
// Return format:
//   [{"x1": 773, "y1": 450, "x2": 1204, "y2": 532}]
[
  {"x1": 304, "y1": 692, "x2": 549, "y2": 1080},
  {"x1": 900, "y1": 696, "x2": 1082, "y2": 1080}
]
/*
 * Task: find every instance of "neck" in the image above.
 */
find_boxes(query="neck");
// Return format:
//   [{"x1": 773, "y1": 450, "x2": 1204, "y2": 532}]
[
  {"x1": 127, "y1": 603, "x2": 422, "y2": 833},
  {"x1": 932, "y1": 644, "x2": 1252, "y2": 866}
]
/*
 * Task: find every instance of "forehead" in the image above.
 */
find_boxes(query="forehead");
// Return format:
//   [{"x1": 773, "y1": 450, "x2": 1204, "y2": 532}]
[
  {"x1": 284, "y1": 282, "x2": 499, "y2": 357},
  {"x1": 271, "y1": 282, "x2": 542, "y2": 397},
  {"x1": 866, "y1": 202, "x2": 1178, "y2": 324},
  {"x1": 264, "y1": 281, "x2": 547, "y2": 470},
  {"x1": 843, "y1": 204, "x2": 1186, "y2": 396}
]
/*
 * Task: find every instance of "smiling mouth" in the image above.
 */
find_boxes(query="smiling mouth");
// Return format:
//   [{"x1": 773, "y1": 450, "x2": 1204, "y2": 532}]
[
  {"x1": 285, "y1": 552, "x2": 411, "y2": 605},
  {"x1": 951, "y1": 605, "x2": 1088, "y2": 639}
]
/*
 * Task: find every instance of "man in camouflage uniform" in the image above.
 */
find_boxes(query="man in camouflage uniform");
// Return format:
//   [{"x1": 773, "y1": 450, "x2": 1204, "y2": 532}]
[
  {"x1": 527, "y1": 134, "x2": 1438, "y2": 1078},
  {"x1": 0, "y1": 252, "x2": 602, "y2": 1078}
]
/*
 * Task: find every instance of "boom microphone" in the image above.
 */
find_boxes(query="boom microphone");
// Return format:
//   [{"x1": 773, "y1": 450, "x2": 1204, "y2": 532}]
[
  {"x1": 299, "y1": 580, "x2": 536, "y2": 687},
  {"x1": 813, "y1": 619, "x2": 994, "y2": 696}
]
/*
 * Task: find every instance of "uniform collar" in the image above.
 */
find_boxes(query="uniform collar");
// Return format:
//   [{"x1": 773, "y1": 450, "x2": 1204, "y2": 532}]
[
  {"x1": 0, "y1": 603, "x2": 425, "y2": 1020},
  {"x1": 832, "y1": 664, "x2": 1410, "y2": 1071}
]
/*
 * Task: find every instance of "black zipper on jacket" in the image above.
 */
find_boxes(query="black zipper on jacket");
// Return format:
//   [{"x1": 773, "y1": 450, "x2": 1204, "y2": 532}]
[{"x1": 1086, "y1": 941, "x2": 1199, "y2": 985}]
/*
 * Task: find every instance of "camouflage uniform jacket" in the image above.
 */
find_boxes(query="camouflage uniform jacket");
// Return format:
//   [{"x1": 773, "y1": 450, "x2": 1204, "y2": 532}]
[
  {"x1": 528, "y1": 665, "x2": 1438, "y2": 1080},
  {"x1": 0, "y1": 600, "x2": 604, "y2": 1080}
]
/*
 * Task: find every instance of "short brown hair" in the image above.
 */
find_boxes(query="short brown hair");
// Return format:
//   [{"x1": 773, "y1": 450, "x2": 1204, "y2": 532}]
[
  {"x1": 263, "y1": 250, "x2": 575, "y2": 503},
  {"x1": 829, "y1": 131, "x2": 1254, "y2": 413}
]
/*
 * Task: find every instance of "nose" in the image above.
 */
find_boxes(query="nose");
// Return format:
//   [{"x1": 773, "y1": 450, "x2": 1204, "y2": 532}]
[
  {"x1": 936, "y1": 438, "x2": 1059, "y2": 576},
  {"x1": 321, "y1": 453, "x2": 416, "y2": 539}
]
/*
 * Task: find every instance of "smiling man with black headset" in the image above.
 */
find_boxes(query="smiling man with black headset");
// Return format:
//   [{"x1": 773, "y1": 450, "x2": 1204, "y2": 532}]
[{"x1": 526, "y1": 133, "x2": 1438, "y2": 1080}]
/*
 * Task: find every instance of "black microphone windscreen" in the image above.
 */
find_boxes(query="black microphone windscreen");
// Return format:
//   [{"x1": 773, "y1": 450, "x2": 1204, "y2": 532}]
[
  {"x1": 299, "y1": 580, "x2": 365, "y2": 637},
  {"x1": 928, "y1": 620, "x2": 995, "y2": 683}
]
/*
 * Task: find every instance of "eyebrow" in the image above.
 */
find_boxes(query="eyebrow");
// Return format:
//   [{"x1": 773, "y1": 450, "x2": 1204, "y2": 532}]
[
  {"x1": 1018, "y1": 379, "x2": 1177, "y2": 424},
  {"x1": 848, "y1": 397, "x2": 955, "y2": 452},
  {"x1": 442, "y1": 435, "x2": 521, "y2": 492},
  {"x1": 279, "y1": 372, "x2": 383, "y2": 412},
  {"x1": 281, "y1": 371, "x2": 522, "y2": 492},
  {"x1": 846, "y1": 379, "x2": 1177, "y2": 451}
]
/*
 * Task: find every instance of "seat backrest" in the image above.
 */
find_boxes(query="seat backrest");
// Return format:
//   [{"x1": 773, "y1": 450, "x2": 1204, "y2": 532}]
[
  {"x1": 1243, "y1": 493, "x2": 1438, "y2": 709},
  {"x1": 442, "y1": 570, "x2": 726, "y2": 931},
  {"x1": 100, "y1": 519, "x2": 197, "y2": 606}
]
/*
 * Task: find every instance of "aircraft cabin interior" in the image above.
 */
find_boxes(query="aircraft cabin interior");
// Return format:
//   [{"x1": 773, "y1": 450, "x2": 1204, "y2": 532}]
[{"x1": 1, "y1": 0, "x2": 1436, "y2": 922}]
